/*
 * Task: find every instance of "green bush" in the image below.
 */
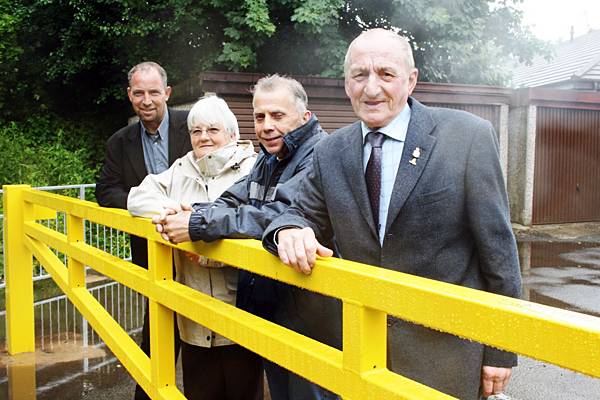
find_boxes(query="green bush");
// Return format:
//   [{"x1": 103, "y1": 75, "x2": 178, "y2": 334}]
[{"x1": 0, "y1": 115, "x2": 99, "y2": 189}]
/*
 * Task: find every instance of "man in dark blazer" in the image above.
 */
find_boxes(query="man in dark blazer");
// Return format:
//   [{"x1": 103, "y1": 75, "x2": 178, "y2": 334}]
[
  {"x1": 263, "y1": 29, "x2": 522, "y2": 400},
  {"x1": 95, "y1": 61, "x2": 191, "y2": 400}
]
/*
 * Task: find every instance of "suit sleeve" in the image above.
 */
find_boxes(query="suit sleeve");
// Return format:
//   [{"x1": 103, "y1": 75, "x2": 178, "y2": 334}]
[
  {"x1": 95, "y1": 136, "x2": 129, "y2": 209},
  {"x1": 262, "y1": 146, "x2": 333, "y2": 254},
  {"x1": 189, "y1": 156, "x2": 314, "y2": 242},
  {"x1": 465, "y1": 121, "x2": 522, "y2": 367}
]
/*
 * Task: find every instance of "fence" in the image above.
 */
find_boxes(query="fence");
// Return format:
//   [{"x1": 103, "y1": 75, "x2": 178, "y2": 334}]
[
  {"x1": 0, "y1": 280, "x2": 144, "y2": 394},
  {"x1": 0, "y1": 184, "x2": 145, "y2": 396},
  {"x1": 4, "y1": 185, "x2": 600, "y2": 399},
  {"x1": 0, "y1": 184, "x2": 131, "y2": 288}
]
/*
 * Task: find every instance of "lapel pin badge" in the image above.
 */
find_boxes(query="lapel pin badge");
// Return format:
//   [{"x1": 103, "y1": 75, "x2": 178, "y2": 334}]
[{"x1": 409, "y1": 147, "x2": 421, "y2": 166}]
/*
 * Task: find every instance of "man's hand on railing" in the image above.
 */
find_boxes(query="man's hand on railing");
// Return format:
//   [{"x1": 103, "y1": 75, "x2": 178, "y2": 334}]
[
  {"x1": 276, "y1": 227, "x2": 333, "y2": 275},
  {"x1": 152, "y1": 204, "x2": 193, "y2": 244}
]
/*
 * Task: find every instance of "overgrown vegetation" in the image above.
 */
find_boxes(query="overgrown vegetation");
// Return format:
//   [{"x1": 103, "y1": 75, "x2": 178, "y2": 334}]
[{"x1": 0, "y1": 115, "x2": 100, "y2": 189}]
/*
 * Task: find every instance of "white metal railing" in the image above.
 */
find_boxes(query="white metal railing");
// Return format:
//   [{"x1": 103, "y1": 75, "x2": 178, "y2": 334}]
[
  {"x1": 1, "y1": 183, "x2": 142, "y2": 348},
  {"x1": 1, "y1": 183, "x2": 131, "y2": 288},
  {"x1": 0, "y1": 280, "x2": 144, "y2": 389},
  {"x1": 1, "y1": 184, "x2": 145, "y2": 391}
]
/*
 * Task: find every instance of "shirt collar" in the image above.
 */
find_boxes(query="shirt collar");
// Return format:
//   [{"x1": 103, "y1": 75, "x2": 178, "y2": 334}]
[
  {"x1": 361, "y1": 104, "x2": 411, "y2": 143},
  {"x1": 141, "y1": 110, "x2": 169, "y2": 140}
]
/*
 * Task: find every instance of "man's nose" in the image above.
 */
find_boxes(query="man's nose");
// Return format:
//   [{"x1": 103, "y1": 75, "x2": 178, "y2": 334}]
[
  {"x1": 262, "y1": 115, "x2": 275, "y2": 131},
  {"x1": 363, "y1": 74, "x2": 381, "y2": 97},
  {"x1": 142, "y1": 93, "x2": 152, "y2": 104}
]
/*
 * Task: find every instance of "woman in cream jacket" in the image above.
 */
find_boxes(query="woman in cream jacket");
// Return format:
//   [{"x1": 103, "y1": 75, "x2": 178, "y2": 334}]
[{"x1": 128, "y1": 95, "x2": 261, "y2": 400}]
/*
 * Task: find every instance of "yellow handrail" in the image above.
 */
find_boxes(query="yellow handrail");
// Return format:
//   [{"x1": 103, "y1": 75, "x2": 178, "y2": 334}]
[{"x1": 4, "y1": 185, "x2": 600, "y2": 399}]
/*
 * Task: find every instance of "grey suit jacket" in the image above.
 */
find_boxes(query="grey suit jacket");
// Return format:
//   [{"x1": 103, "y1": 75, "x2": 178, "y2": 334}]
[{"x1": 264, "y1": 98, "x2": 522, "y2": 399}]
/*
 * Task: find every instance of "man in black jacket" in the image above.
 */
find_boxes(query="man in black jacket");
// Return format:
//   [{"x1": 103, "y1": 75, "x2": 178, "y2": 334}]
[
  {"x1": 95, "y1": 61, "x2": 190, "y2": 400},
  {"x1": 153, "y1": 74, "x2": 340, "y2": 400}
]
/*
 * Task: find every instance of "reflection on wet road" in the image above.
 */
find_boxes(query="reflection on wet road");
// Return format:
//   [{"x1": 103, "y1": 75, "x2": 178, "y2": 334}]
[{"x1": 520, "y1": 241, "x2": 600, "y2": 317}]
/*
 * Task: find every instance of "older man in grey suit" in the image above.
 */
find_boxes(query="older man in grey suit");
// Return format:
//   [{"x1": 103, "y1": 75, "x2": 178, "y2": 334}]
[{"x1": 263, "y1": 28, "x2": 522, "y2": 399}]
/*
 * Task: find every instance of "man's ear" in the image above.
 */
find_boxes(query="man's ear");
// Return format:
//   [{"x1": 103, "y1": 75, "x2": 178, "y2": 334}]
[
  {"x1": 302, "y1": 110, "x2": 312, "y2": 123},
  {"x1": 407, "y1": 68, "x2": 419, "y2": 95},
  {"x1": 165, "y1": 86, "x2": 172, "y2": 100}
]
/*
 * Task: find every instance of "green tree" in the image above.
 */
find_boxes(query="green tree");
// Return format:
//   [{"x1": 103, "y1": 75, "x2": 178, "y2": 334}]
[
  {"x1": 0, "y1": 0, "x2": 27, "y2": 119},
  {"x1": 0, "y1": 115, "x2": 99, "y2": 188},
  {"x1": 0, "y1": 0, "x2": 546, "y2": 153},
  {"x1": 4, "y1": 0, "x2": 546, "y2": 112},
  {"x1": 387, "y1": 0, "x2": 548, "y2": 84}
]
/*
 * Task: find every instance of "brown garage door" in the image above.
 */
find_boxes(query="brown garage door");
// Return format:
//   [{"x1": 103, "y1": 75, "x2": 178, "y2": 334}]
[{"x1": 533, "y1": 107, "x2": 600, "y2": 223}]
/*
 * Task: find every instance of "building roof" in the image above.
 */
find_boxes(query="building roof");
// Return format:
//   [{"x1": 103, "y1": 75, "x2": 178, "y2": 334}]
[{"x1": 512, "y1": 29, "x2": 600, "y2": 88}]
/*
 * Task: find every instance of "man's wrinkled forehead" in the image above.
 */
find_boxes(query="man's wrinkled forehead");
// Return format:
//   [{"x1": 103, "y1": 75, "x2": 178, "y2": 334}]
[
  {"x1": 252, "y1": 87, "x2": 294, "y2": 110},
  {"x1": 345, "y1": 29, "x2": 413, "y2": 73},
  {"x1": 347, "y1": 50, "x2": 405, "y2": 72}
]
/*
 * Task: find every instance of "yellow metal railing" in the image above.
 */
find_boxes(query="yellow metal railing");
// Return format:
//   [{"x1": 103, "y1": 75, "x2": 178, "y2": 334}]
[{"x1": 3, "y1": 184, "x2": 600, "y2": 399}]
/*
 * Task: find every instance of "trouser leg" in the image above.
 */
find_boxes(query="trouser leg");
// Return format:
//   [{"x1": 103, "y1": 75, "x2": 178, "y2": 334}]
[
  {"x1": 264, "y1": 359, "x2": 338, "y2": 400},
  {"x1": 182, "y1": 342, "x2": 263, "y2": 400}
]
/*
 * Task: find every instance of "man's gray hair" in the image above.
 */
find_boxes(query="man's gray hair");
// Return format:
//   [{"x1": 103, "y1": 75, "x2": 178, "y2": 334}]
[
  {"x1": 253, "y1": 74, "x2": 308, "y2": 114},
  {"x1": 187, "y1": 95, "x2": 240, "y2": 140},
  {"x1": 343, "y1": 29, "x2": 415, "y2": 75},
  {"x1": 128, "y1": 61, "x2": 168, "y2": 87}
]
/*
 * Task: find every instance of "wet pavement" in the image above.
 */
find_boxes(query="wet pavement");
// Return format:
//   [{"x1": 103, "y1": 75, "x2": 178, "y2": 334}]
[
  {"x1": 0, "y1": 335, "x2": 145, "y2": 400},
  {"x1": 1, "y1": 223, "x2": 599, "y2": 399},
  {"x1": 506, "y1": 223, "x2": 600, "y2": 400}
]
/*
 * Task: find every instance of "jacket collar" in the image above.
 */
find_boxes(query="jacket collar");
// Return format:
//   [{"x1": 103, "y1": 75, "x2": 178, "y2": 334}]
[{"x1": 192, "y1": 140, "x2": 255, "y2": 177}]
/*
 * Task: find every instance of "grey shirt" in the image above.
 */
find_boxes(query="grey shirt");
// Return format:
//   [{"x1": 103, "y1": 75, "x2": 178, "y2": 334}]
[{"x1": 140, "y1": 111, "x2": 170, "y2": 174}]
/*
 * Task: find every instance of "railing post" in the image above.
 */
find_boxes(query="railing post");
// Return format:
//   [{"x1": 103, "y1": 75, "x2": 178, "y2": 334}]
[
  {"x1": 148, "y1": 239, "x2": 176, "y2": 397},
  {"x1": 3, "y1": 185, "x2": 36, "y2": 354},
  {"x1": 343, "y1": 301, "x2": 387, "y2": 374},
  {"x1": 67, "y1": 214, "x2": 86, "y2": 288}
]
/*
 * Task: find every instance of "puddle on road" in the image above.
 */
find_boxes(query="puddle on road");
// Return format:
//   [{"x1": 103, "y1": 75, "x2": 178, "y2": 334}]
[
  {"x1": 0, "y1": 337, "x2": 114, "y2": 400},
  {"x1": 0, "y1": 339, "x2": 106, "y2": 368},
  {"x1": 519, "y1": 240, "x2": 600, "y2": 317}
]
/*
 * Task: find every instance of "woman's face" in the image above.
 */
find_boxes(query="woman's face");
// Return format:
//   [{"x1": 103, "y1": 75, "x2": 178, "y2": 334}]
[{"x1": 189, "y1": 122, "x2": 234, "y2": 158}]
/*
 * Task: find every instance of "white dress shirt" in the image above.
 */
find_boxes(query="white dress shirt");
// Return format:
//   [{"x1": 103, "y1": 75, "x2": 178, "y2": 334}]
[{"x1": 361, "y1": 104, "x2": 412, "y2": 245}]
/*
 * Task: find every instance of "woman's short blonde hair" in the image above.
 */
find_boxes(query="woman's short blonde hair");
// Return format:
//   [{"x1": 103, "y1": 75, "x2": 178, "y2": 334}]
[{"x1": 187, "y1": 95, "x2": 240, "y2": 140}]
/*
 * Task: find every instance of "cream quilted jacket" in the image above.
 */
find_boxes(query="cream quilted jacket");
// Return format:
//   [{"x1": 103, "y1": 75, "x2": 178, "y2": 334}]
[{"x1": 128, "y1": 140, "x2": 256, "y2": 347}]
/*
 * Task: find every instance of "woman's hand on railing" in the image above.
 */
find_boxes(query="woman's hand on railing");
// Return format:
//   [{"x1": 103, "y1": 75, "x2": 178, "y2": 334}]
[{"x1": 152, "y1": 204, "x2": 193, "y2": 244}]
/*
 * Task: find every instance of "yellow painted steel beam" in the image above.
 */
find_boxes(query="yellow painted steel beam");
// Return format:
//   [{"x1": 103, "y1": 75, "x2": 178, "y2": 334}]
[
  {"x1": 23, "y1": 219, "x2": 452, "y2": 399},
  {"x1": 21, "y1": 191, "x2": 600, "y2": 378},
  {"x1": 23, "y1": 235, "x2": 186, "y2": 400},
  {"x1": 343, "y1": 301, "x2": 387, "y2": 374},
  {"x1": 3, "y1": 185, "x2": 35, "y2": 354},
  {"x1": 66, "y1": 214, "x2": 85, "y2": 288},
  {"x1": 22, "y1": 189, "x2": 157, "y2": 239},
  {"x1": 32, "y1": 204, "x2": 56, "y2": 220},
  {"x1": 148, "y1": 240, "x2": 177, "y2": 398},
  {"x1": 16, "y1": 188, "x2": 600, "y2": 389},
  {"x1": 175, "y1": 238, "x2": 600, "y2": 379}
]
